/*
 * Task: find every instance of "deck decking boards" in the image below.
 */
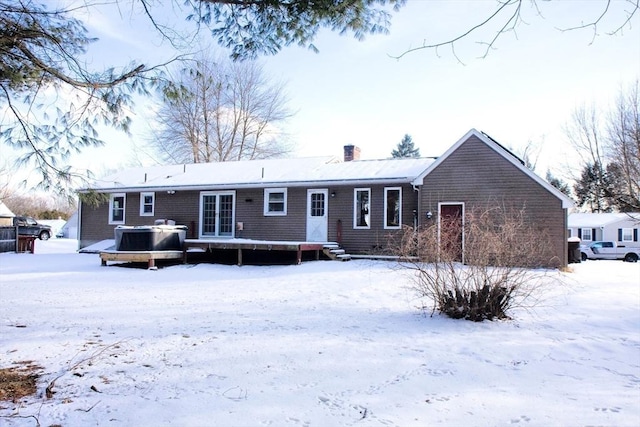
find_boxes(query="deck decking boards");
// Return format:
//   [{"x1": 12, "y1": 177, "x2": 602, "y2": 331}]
[
  {"x1": 99, "y1": 250, "x2": 184, "y2": 269},
  {"x1": 99, "y1": 239, "x2": 338, "y2": 268},
  {"x1": 183, "y1": 239, "x2": 328, "y2": 265}
]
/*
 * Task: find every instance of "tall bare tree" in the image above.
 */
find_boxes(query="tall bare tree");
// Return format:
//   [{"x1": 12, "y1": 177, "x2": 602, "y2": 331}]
[
  {"x1": 567, "y1": 81, "x2": 640, "y2": 212},
  {"x1": 565, "y1": 104, "x2": 610, "y2": 211},
  {"x1": 151, "y1": 52, "x2": 292, "y2": 163},
  {"x1": 606, "y1": 80, "x2": 640, "y2": 211}
]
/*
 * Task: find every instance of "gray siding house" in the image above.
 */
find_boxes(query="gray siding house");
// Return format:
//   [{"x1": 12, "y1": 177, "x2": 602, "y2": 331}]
[{"x1": 78, "y1": 129, "x2": 574, "y2": 266}]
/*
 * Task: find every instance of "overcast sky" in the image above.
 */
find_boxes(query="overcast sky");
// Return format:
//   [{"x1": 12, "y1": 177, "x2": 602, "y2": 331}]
[{"x1": 71, "y1": 0, "x2": 639, "y2": 181}]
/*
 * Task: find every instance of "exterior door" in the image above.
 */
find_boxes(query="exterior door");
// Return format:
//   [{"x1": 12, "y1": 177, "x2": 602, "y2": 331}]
[
  {"x1": 200, "y1": 192, "x2": 235, "y2": 238},
  {"x1": 439, "y1": 203, "x2": 464, "y2": 262},
  {"x1": 306, "y1": 189, "x2": 328, "y2": 242}
]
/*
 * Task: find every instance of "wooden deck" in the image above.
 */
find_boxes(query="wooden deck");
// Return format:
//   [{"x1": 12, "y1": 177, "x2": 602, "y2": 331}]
[
  {"x1": 183, "y1": 239, "x2": 329, "y2": 265},
  {"x1": 100, "y1": 250, "x2": 184, "y2": 269},
  {"x1": 99, "y1": 239, "x2": 349, "y2": 268}
]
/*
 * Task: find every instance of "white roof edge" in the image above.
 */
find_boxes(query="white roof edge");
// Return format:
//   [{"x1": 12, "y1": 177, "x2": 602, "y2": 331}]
[
  {"x1": 411, "y1": 128, "x2": 575, "y2": 209},
  {"x1": 568, "y1": 212, "x2": 640, "y2": 227},
  {"x1": 78, "y1": 177, "x2": 416, "y2": 194}
]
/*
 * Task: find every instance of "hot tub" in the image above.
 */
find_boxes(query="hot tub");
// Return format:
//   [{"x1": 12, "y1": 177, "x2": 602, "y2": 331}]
[{"x1": 114, "y1": 225, "x2": 187, "y2": 251}]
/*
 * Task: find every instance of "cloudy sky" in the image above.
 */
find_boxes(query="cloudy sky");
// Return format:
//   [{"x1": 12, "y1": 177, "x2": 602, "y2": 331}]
[{"x1": 71, "y1": 0, "x2": 639, "y2": 180}]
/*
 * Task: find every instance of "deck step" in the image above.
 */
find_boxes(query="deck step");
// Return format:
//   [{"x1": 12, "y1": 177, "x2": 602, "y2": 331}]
[{"x1": 322, "y1": 245, "x2": 351, "y2": 261}]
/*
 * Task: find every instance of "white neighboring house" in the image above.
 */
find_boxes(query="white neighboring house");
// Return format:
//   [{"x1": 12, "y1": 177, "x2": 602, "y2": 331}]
[
  {"x1": 568, "y1": 213, "x2": 640, "y2": 246},
  {"x1": 55, "y1": 211, "x2": 78, "y2": 239},
  {"x1": 0, "y1": 200, "x2": 15, "y2": 226}
]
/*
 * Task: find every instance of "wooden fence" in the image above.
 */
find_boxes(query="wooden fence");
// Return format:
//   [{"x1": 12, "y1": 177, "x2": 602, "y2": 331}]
[{"x1": 0, "y1": 226, "x2": 17, "y2": 253}]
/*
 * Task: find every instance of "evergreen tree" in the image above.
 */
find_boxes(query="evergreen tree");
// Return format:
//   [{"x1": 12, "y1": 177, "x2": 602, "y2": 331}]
[
  {"x1": 545, "y1": 171, "x2": 571, "y2": 197},
  {"x1": 573, "y1": 162, "x2": 611, "y2": 212},
  {"x1": 604, "y1": 162, "x2": 640, "y2": 212},
  {"x1": 391, "y1": 134, "x2": 420, "y2": 158}
]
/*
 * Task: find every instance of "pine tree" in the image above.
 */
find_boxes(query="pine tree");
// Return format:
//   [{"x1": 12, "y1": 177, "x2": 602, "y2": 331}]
[
  {"x1": 391, "y1": 134, "x2": 420, "y2": 158},
  {"x1": 573, "y1": 162, "x2": 611, "y2": 212},
  {"x1": 545, "y1": 171, "x2": 571, "y2": 197}
]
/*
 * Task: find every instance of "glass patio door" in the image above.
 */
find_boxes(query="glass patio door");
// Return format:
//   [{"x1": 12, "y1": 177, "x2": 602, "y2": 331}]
[{"x1": 200, "y1": 192, "x2": 235, "y2": 238}]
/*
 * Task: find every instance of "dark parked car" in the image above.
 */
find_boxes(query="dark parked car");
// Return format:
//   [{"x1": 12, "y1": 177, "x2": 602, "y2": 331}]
[{"x1": 13, "y1": 216, "x2": 52, "y2": 240}]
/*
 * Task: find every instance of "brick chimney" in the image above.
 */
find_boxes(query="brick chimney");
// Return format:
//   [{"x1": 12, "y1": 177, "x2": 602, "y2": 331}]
[{"x1": 343, "y1": 145, "x2": 361, "y2": 162}]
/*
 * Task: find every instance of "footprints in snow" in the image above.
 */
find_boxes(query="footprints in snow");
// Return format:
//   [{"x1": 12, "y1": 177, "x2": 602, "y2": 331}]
[{"x1": 594, "y1": 406, "x2": 622, "y2": 413}]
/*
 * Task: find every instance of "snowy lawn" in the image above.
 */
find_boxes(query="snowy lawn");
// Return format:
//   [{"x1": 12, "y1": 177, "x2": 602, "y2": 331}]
[{"x1": 0, "y1": 239, "x2": 639, "y2": 426}]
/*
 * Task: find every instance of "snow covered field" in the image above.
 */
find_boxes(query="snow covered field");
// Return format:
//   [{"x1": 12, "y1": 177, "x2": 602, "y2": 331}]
[{"x1": 1, "y1": 239, "x2": 639, "y2": 426}]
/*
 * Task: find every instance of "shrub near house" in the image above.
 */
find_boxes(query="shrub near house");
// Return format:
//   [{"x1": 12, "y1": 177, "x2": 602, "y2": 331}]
[{"x1": 397, "y1": 205, "x2": 558, "y2": 321}]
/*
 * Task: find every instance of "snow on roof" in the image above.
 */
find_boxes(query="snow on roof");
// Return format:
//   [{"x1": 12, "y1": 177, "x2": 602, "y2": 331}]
[
  {"x1": 568, "y1": 212, "x2": 640, "y2": 228},
  {"x1": 0, "y1": 200, "x2": 15, "y2": 217},
  {"x1": 84, "y1": 156, "x2": 436, "y2": 192}
]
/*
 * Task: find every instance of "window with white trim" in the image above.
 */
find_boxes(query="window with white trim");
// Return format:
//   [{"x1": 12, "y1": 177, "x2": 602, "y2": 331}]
[
  {"x1": 140, "y1": 192, "x2": 155, "y2": 216},
  {"x1": 384, "y1": 187, "x2": 402, "y2": 229},
  {"x1": 581, "y1": 228, "x2": 592, "y2": 241},
  {"x1": 353, "y1": 188, "x2": 370, "y2": 229},
  {"x1": 264, "y1": 188, "x2": 287, "y2": 216},
  {"x1": 622, "y1": 228, "x2": 633, "y2": 242},
  {"x1": 109, "y1": 193, "x2": 126, "y2": 225}
]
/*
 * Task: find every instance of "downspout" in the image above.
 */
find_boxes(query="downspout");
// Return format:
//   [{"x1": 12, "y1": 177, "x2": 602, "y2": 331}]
[
  {"x1": 413, "y1": 184, "x2": 421, "y2": 230},
  {"x1": 77, "y1": 197, "x2": 82, "y2": 252}
]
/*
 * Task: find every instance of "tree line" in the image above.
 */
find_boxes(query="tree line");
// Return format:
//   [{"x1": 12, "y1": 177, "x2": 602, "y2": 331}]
[
  {"x1": 567, "y1": 82, "x2": 639, "y2": 212},
  {"x1": 1, "y1": 0, "x2": 637, "y2": 208}
]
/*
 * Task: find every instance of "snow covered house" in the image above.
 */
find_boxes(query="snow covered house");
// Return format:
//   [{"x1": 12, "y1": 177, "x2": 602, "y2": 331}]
[
  {"x1": 78, "y1": 129, "x2": 574, "y2": 267},
  {"x1": 568, "y1": 212, "x2": 640, "y2": 245},
  {"x1": 0, "y1": 200, "x2": 15, "y2": 226}
]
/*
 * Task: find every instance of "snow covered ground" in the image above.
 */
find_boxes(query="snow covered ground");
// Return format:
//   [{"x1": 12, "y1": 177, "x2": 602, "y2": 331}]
[{"x1": 0, "y1": 239, "x2": 638, "y2": 426}]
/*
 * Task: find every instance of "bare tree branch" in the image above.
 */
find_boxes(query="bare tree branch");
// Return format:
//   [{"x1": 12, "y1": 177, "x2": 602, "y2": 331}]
[{"x1": 392, "y1": 0, "x2": 639, "y2": 61}]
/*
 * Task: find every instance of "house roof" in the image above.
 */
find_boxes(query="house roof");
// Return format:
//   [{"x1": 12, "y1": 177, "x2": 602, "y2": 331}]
[
  {"x1": 411, "y1": 129, "x2": 575, "y2": 209},
  {"x1": 568, "y1": 212, "x2": 640, "y2": 228},
  {"x1": 0, "y1": 200, "x2": 15, "y2": 218},
  {"x1": 82, "y1": 129, "x2": 574, "y2": 211},
  {"x1": 84, "y1": 156, "x2": 436, "y2": 193}
]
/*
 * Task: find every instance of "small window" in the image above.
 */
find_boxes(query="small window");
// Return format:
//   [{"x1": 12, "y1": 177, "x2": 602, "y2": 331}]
[
  {"x1": 384, "y1": 187, "x2": 402, "y2": 229},
  {"x1": 567, "y1": 229, "x2": 572, "y2": 238},
  {"x1": 109, "y1": 193, "x2": 126, "y2": 225},
  {"x1": 354, "y1": 188, "x2": 371, "y2": 229},
  {"x1": 140, "y1": 192, "x2": 155, "y2": 216},
  {"x1": 264, "y1": 188, "x2": 287, "y2": 216},
  {"x1": 310, "y1": 192, "x2": 325, "y2": 217},
  {"x1": 622, "y1": 228, "x2": 633, "y2": 242},
  {"x1": 581, "y1": 228, "x2": 592, "y2": 241},
  {"x1": 602, "y1": 242, "x2": 614, "y2": 248}
]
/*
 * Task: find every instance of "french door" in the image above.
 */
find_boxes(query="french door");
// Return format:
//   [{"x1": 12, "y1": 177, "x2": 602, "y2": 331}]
[{"x1": 200, "y1": 191, "x2": 235, "y2": 238}]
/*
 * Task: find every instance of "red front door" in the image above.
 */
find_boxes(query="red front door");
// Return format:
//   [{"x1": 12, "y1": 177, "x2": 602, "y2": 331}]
[{"x1": 439, "y1": 204, "x2": 463, "y2": 262}]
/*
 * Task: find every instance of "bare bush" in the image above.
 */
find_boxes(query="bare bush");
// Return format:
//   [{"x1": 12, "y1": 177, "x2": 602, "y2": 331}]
[{"x1": 397, "y1": 205, "x2": 559, "y2": 321}]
